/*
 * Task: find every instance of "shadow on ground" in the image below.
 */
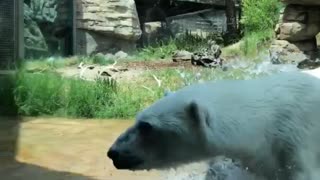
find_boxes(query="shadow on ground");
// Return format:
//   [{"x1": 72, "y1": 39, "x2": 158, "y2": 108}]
[{"x1": 0, "y1": 74, "x2": 95, "y2": 180}]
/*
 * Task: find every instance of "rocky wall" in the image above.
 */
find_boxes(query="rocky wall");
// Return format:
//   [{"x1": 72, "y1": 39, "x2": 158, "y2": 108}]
[
  {"x1": 274, "y1": 0, "x2": 320, "y2": 62},
  {"x1": 75, "y1": 0, "x2": 142, "y2": 55},
  {"x1": 24, "y1": 0, "x2": 73, "y2": 58}
]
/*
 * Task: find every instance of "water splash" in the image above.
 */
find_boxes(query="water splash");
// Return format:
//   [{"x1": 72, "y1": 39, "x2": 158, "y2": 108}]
[
  {"x1": 176, "y1": 52, "x2": 301, "y2": 87},
  {"x1": 160, "y1": 162, "x2": 209, "y2": 180},
  {"x1": 226, "y1": 52, "x2": 299, "y2": 77}
]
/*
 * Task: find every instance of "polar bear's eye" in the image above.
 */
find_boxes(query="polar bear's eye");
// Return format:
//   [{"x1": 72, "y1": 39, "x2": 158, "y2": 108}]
[{"x1": 137, "y1": 121, "x2": 153, "y2": 135}]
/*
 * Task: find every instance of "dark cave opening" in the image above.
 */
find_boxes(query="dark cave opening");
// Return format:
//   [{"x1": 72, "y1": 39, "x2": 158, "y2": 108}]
[{"x1": 135, "y1": 0, "x2": 226, "y2": 47}]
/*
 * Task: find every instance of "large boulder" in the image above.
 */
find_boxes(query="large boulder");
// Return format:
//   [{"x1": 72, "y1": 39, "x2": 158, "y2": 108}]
[
  {"x1": 76, "y1": 0, "x2": 141, "y2": 41},
  {"x1": 282, "y1": 5, "x2": 320, "y2": 24},
  {"x1": 275, "y1": 2, "x2": 320, "y2": 61},
  {"x1": 278, "y1": 22, "x2": 320, "y2": 41},
  {"x1": 277, "y1": 5, "x2": 320, "y2": 42},
  {"x1": 75, "y1": 30, "x2": 136, "y2": 55},
  {"x1": 75, "y1": 0, "x2": 142, "y2": 55},
  {"x1": 269, "y1": 40, "x2": 308, "y2": 64}
]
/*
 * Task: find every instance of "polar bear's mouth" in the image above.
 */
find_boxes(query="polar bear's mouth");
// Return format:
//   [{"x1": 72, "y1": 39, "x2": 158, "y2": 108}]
[
  {"x1": 113, "y1": 157, "x2": 143, "y2": 170},
  {"x1": 108, "y1": 149, "x2": 144, "y2": 170}
]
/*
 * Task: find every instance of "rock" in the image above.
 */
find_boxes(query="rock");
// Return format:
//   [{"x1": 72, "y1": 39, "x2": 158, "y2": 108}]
[
  {"x1": 76, "y1": 0, "x2": 141, "y2": 41},
  {"x1": 282, "y1": 5, "x2": 320, "y2": 24},
  {"x1": 191, "y1": 53, "x2": 224, "y2": 68},
  {"x1": 271, "y1": 38, "x2": 317, "y2": 53},
  {"x1": 269, "y1": 40, "x2": 308, "y2": 64},
  {"x1": 190, "y1": 40, "x2": 224, "y2": 68},
  {"x1": 172, "y1": 50, "x2": 193, "y2": 62},
  {"x1": 75, "y1": 0, "x2": 141, "y2": 55},
  {"x1": 297, "y1": 59, "x2": 320, "y2": 69},
  {"x1": 76, "y1": 30, "x2": 136, "y2": 55},
  {"x1": 278, "y1": 22, "x2": 320, "y2": 42},
  {"x1": 293, "y1": 38, "x2": 317, "y2": 52},
  {"x1": 114, "y1": 51, "x2": 128, "y2": 60},
  {"x1": 281, "y1": 0, "x2": 320, "y2": 5},
  {"x1": 278, "y1": 5, "x2": 320, "y2": 42},
  {"x1": 275, "y1": 2, "x2": 320, "y2": 61},
  {"x1": 208, "y1": 40, "x2": 222, "y2": 58}
]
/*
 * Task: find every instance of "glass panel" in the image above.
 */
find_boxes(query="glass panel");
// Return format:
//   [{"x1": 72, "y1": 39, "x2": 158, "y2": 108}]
[
  {"x1": 23, "y1": 0, "x2": 73, "y2": 59},
  {"x1": 0, "y1": 0, "x2": 15, "y2": 68}
]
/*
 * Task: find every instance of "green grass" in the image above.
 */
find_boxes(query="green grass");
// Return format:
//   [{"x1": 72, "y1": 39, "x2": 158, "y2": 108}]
[
  {"x1": 221, "y1": 0, "x2": 282, "y2": 58},
  {"x1": 222, "y1": 30, "x2": 275, "y2": 58},
  {"x1": 0, "y1": 61, "x2": 269, "y2": 119},
  {"x1": 9, "y1": 69, "x2": 177, "y2": 119},
  {"x1": 240, "y1": 30, "x2": 275, "y2": 57},
  {"x1": 239, "y1": 0, "x2": 282, "y2": 57},
  {"x1": 13, "y1": 71, "x2": 121, "y2": 118},
  {"x1": 131, "y1": 40, "x2": 177, "y2": 61}
]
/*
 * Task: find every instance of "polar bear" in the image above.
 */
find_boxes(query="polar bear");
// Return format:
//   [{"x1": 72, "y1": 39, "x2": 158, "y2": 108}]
[{"x1": 107, "y1": 71, "x2": 320, "y2": 180}]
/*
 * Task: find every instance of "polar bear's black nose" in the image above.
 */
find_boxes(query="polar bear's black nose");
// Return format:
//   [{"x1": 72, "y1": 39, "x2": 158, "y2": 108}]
[
  {"x1": 107, "y1": 148, "x2": 119, "y2": 160},
  {"x1": 107, "y1": 147, "x2": 144, "y2": 170}
]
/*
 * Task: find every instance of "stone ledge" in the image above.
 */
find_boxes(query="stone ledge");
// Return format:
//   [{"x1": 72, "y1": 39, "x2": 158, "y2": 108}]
[{"x1": 281, "y1": 0, "x2": 320, "y2": 5}]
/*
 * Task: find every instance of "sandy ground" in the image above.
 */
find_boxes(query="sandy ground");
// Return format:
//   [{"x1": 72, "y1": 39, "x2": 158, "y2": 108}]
[{"x1": 0, "y1": 117, "x2": 162, "y2": 180}]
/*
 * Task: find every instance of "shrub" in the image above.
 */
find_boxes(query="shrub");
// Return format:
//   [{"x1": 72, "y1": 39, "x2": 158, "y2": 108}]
[{"x1": 240, "y1": 0, "x2": 282, "y2": 34}]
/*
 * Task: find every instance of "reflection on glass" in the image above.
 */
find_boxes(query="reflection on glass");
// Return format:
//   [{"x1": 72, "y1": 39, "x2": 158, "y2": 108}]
[{"x1": 23, "y1": 0, "x2": 73, "y2": 59}]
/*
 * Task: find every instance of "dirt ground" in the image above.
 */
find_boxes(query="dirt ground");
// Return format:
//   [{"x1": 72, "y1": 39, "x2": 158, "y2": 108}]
[
  {"x1": 0, "y1": 117, "x2": 162, "y2": 180},
  {"x1": 120, "y1": 61, "x2": 196, "y2": 70},
  {"x1": 56, "y1": 60, "x2": 200, "y2": 82}
]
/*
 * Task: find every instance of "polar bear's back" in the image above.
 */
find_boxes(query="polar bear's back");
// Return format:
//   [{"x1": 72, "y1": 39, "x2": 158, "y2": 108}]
[
  {"x1": 170, "y1": 71, "x2": 320, "y2": 145},
  {"x1": 179, "y1": 71, "x2": 320, "y2": 101}
]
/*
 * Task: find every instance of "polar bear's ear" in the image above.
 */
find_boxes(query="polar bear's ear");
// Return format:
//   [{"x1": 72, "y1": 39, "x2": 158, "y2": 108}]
[{"x1": 186, "y1": 100, "x2": 208, "y2": 126}]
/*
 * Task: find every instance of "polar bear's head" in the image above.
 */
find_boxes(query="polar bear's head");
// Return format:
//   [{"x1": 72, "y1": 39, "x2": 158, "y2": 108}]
[{"x1": 107, "y1": 92, "x2": 211, "y2": 171}]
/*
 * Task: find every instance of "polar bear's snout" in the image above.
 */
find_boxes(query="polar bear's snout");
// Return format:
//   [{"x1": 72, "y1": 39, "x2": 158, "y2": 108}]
[
  {"x1": 107, "y1": 126, "x2": 145, "y2": 170},
  {"x1": 107, "y1": 146, "x2": 144, "y2": 169}
]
